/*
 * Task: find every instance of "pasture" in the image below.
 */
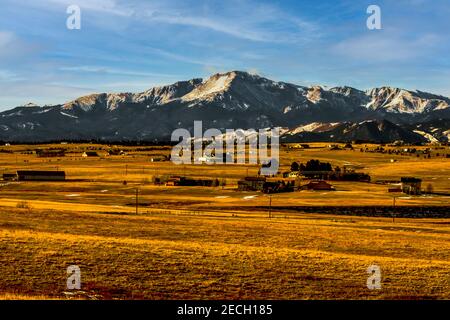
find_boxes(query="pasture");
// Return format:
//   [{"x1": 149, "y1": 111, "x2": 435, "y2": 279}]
[{"x1": 0, "y1": 142, "x2": 449, "y2": 299}]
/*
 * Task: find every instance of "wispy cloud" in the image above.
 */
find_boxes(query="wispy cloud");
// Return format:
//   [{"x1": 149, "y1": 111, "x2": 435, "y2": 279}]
[
  {"x1": 0, "y1": 69, "x2": 23, "y2": 81},
  {"x1": 141, "y1": 0, "x2": 318, "y2": 43},
  {"x1": 16, "y1": 0, "x2": 317, "y2": 43},
  {"x1": 26, "y1": 0, "x2": 134, "y2": 17},
  {"x1": 332, "y1": 32, "x2": 442, "y2": 62},
  {"x1": 1, "y1": 0, "x2": 450, "y2": 109},
  {"x1": 0, "y1": 81, "x2": 95, "y2": 108},
  {"x1": 0, "y1": 31, "x2": 38, "y2": 61},
  {"x1": 59, "y1": 65, "x2": 178, "y2": 78}
]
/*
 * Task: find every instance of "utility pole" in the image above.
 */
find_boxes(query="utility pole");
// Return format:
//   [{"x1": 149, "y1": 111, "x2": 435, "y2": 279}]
[
  {"x1": 135, "y1": 188, "x2": 139, "y2": 215},
  {"x1": 269, "y1": 195, "x2": 272, "y2": 219},
  {"x1": 392, "y1": 196, "x2": 396, "y2": 223}
]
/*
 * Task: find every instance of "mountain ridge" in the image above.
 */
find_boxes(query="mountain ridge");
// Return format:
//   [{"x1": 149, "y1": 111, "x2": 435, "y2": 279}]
[{"x1": 1, "y1": 71, "x2": 449, "y2": 143}]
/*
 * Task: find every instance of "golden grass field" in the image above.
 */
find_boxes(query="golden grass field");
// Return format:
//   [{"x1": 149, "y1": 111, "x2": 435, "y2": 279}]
[{"x1": 0, "y1": 142, "x2": 449, "y2": 299}]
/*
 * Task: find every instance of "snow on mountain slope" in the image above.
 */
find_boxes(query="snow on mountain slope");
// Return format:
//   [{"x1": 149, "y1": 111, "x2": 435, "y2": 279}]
[
  {"x1": 136, "y1": 79, "x2": 202, "y2": 105},
  {"x1": 182, "y1": 73, "x2": 234, "y2": 102},
  {"x1": 63, "y1": 93, "x2": 108, "y2": 112},
  {"x1": 23, "y1": 102, "x2": 40, "y2": 108},
  {"x1": 366, "y1": 87, "x2": 450, "y2": 114},
  {"x1": 63, "y1": 79, "x2": 203, "y2": 112},
  {"x1": 1, "y1": 70, "x2": 449, "y2": 142},
  {"x1": 288, "y1": 122, "x2": 342, "y2": 135},
  {"x1": 444, "y1": 130, "x2": 450, "y2": 141},
  {"x1": 306, "y1": 86, "x2": 324, "y2": 104},
  {"x1": 413, "y1": 130, "x2": 439, "y2": 143}
]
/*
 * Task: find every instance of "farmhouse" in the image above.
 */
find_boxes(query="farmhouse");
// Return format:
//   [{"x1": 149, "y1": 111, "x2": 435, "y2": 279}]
[
  {"x1": 16, "y1": 170, "x2": 66, "y2": 181},
  {"x1": 238, "y1": 177, "x2": 266, "y2": 191},
  {"x1": 401, "y1": 177, "x2": 422, "y2": 195},
  {"x1": 82, "y1": 151, "x2": 99, "y2": 157},
  {"x1": 302, "y1": 180, "x2": 335, "y2": 191}
]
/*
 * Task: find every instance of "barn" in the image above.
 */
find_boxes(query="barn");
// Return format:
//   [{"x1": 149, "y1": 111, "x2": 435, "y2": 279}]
[
  {"x1": 401, "y1": 177, "x2": 422, "y2": 195},
  {"x1": 16, "y1": 170, "x2": 66, "y2": 181},
  {"x1": 302, "y1": 180, "x2": 335, "y2": 191}
]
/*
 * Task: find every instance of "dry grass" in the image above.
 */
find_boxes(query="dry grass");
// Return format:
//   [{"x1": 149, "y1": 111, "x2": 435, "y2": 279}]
[
  {"x1": 1, "y1": 207, "x2": 449, "y2": 299},
  {"x1": 0, "y1": 143, "x2": 449, "y2": 300}
]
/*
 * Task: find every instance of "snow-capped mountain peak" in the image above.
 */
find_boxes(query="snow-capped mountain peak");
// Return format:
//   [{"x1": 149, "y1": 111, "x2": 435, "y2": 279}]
[
  {"x1": 1, "y1": 71, "x2": 449, "y2": 142},
  {"x1": 365, "y1": 87, "x2": 450, "y2": 114},
  {"x1": 182, "y1": 72, "x2": 235, "y2": 102}
]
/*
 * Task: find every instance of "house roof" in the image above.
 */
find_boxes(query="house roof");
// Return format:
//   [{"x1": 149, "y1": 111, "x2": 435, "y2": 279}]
[{"x1": 17, "y1": 170, "x2": 65, "y2": 176}]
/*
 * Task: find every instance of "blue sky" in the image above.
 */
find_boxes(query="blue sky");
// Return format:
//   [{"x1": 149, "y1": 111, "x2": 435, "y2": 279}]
[{"x1": 0, "y1": 0, "x2": 449, "y2": 110}]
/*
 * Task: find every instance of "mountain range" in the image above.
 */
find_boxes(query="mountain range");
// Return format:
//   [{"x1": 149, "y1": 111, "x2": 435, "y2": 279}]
[{"x1": 1, "y1": 71, "x2": 449, "y2": 143}]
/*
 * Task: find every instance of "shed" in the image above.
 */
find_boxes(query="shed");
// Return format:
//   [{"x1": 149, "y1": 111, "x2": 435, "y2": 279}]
[{"x1": 16, "y1": 170, "x2": 66, "y2": 181}]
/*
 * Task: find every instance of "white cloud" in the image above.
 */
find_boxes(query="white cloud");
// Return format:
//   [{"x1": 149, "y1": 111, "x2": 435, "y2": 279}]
[
  {"x1": 16, "y1": 0, "x2": 317, "y2": 43},
  {"x1": 148, "y1": 14, "x2": 268, "y2": 42},
  {"x1": 332, "y1": 32, "x2": 441, "y2": 62},
  {"x1": 144, "y1": 5, "x2": 318, "y2": 43},
  {"x1": 0, "y1": 31, "x2": 40, "y2": 66},
  {"x1": 33, "y1": 0, "x2": 133, "y2": 17},
  {"x1": 0, "y1": 82, "x2": 95, "y2": 110},
  {"x1": 59, "y1": 66, "x2": 178, "y2": 78},
  {"x1": 0, "y1": 69, "x2": 22, "y2": 81}
]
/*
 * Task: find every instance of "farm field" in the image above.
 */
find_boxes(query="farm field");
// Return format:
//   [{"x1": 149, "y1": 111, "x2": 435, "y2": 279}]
[{"x1": 0, "y1": 142, "x2": 449, "y2": 299}]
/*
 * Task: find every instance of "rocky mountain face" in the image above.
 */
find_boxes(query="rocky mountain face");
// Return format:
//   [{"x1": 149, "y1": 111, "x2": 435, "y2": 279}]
[
  {"x1": 282, "y1": 120, "x2": 427, "y2": 143},
  {"x1": 0, "y1": 71, "x2": 449, "y2": 143}
]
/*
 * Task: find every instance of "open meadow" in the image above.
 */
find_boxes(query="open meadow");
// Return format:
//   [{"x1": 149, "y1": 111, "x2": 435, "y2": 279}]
[{"x1": 0, "y1": 142, "x2": 449, "y2": 299}]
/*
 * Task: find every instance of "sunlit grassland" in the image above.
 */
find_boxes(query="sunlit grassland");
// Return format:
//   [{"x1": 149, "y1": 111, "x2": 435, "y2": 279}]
[
  {"x1": 0, "y1": 143, "x2": 449, "y2": 299},
  {"x1": 0, "y1": 207, "x2": 449, "y2": 299},
  {"x1": 0, "y1": 143, "x2": 449, "y2": 210}
]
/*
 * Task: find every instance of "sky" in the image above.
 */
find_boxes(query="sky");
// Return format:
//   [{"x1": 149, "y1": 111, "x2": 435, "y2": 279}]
[{"x1": 0, "y1": 0, "x2": 449, "y2": 110}]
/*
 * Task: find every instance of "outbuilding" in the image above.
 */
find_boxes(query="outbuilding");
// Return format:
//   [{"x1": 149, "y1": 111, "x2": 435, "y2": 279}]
[{"x1": 16, "y1": 170, "x2": 66, "y2": 181}]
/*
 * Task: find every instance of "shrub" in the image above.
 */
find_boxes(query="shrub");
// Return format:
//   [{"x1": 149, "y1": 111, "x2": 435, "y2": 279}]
[{"x1": 16, "y1": 201, "x2": 31, "y2": 210}]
